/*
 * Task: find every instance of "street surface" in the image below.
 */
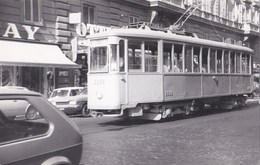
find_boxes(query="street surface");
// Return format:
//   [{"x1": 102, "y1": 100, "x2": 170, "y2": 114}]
[{"x1": 71, "y1": 102, "x2": 260, "y2": 165}]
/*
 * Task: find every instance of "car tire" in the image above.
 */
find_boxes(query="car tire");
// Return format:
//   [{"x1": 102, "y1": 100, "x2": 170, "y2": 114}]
[{"x1": 82, "y1": 104, "x2": 91, "y2": 117}]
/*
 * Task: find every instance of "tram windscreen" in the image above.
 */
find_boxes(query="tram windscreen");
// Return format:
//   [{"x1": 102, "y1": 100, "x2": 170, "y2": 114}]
[{"x1": 90, "y1": 46, "x2": 108, "y2": 72}]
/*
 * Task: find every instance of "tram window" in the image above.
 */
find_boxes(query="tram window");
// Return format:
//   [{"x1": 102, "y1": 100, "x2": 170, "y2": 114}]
[
  {"x1": 90, "y1": 46, "x2": 108, "y2": 72},
  {"x1": 216, "y1": 50, "x2": 222, "y2": 73},
  {"x1": 174, "y1": 44, "x2": 183, "y2": 72},
  {"x1": 202, "y1": 48, "x2": 208, "y2": 73},
  {"x1": 224, "y1": 50, "x2": 229, "y2": 73},
  {"x1": 242, "y1": 53, "x2": 249, "y2": 74},
  {"x1": 230, "y1": 51, "x2": 235, "y2": 73},
  {"x1": 236, "y1": 52, "x2": 241, "y2": 73},
  {"x1": 193, "y1": 46, "x2": 200, "y2": 73},
  {"x1": 119, "y1": 40, "x2": 125, "y2": 72},
  {"x1": 185, "y1": 46, "x2": 192, "y2": 72},
  {"x1": 110, "y1": 44, "x2": 118, "y2": 71},
  {"x1": 163, "y1": 43, "x2": 172, "y2": 73},
  {"x1": 210, "y1": 49, "x2": 216, "y2": 73},
  {"x1": 128, "y1": 40, "x2": 142, "y2": 72},
  {"x1": 145, "y1": 41, "x2": 158, "y2": 72}
]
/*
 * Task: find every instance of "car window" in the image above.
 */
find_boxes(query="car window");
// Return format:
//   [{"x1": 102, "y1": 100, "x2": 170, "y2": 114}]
[
  {"x1": 79, "y1": 88, "x2": 87, "y2": 95},
  {"x1": 0, "y1": 99, "x2": 49, "y2": 144},
  {"x1": 70, "y1": 89, "x2": 81, "y2": 96}
]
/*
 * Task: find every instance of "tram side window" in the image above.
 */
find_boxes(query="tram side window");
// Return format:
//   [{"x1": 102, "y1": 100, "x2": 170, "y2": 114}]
[
  {"x1": 119, "y1": 40, "x2": 125, "y2": 72},
  {"x1": 216, "y1": 50, "x2": 222, "y2": 73},
  {"x1": 90, "y1": 46, "x2": 108, "y2": 72},
  {"x1": 110, "y1": 44, "x2": 118, "y2": 71},
  {"x1": 174, "y1": 44, "x2": 183, "y2": 72},
  {"x1": 145, "y1": 41, "x2": 158, "y2": 72},
  {"x1": 185, "y1": 46, "x2": 192, "y2": 72},
  {"x1": 202, "y1": 48, "x2": 208, "y2": 73},
  {"x1": 242, "y1": 53, "x2": 249, "y2": 74},
  {"x1": 128, "y1": 40, "x2": 142, "y2": 72},
  {"x1": 210, "y1": 49, "x2": 216, "y2": 73},
  {"x1": 163, "y1": 43, "x2": 172, "y2": 72},
  {"x1": 230, "y1": 51, "x2": 235, "y2": 73},
  {"x1": 236, "y1": 52, "x2": 241, "y2": 73},
  {"x1": 193, "y1": 46, "x2": 200, "y2": 73},
  {"x1": 224, "y1": 50, "x2": 229, "y2": 73}
]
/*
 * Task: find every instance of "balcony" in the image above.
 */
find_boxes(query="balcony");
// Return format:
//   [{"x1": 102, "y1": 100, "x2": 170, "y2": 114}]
[{"x1": 242, "y1": 21, "x2": 260, "y2": 34}]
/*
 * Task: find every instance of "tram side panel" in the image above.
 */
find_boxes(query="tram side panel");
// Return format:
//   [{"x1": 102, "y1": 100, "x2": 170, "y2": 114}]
[
  {"x1": 231, "y1": 75, "x2": 253, "y2": 95},
  {"x1": 127, "y1": 74, "x2": 163, "y2": 105},
  {"x1": 202, "y1": 75, "x2": 230, "y2": 97},
  {"x1": 88, "y1": 74, "x2": 121, "y2": 110},
  {"x1": 163, "y1": 75, "x2": 202, "y2": 101}
]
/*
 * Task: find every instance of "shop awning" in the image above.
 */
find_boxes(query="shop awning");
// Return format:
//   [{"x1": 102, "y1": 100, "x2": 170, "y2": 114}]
[{"x1": 0, "y1": 40, "x2": 80, "y2": 68}]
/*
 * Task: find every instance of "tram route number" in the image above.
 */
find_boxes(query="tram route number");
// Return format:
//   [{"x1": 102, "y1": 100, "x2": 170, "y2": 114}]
[
  {"x1": 165, "y1": 90, "x2": 174, "y2": 97},
  {"x1": 93, "y1": 79, "x2": 105, "y2": 85}
]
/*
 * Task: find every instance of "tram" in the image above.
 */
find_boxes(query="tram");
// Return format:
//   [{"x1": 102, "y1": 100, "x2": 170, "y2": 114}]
[{"x1": 86, "y1": 23, "x2": 254, "y2": 120}]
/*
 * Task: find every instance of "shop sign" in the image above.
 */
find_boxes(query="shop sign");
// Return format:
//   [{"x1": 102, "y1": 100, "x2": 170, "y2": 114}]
[
  {"x1": 76, "y1": 23, "x2": 111, "y2": 37},
  {"x1": 2, "y1": 23, "x2": 39, "y2": 40}
]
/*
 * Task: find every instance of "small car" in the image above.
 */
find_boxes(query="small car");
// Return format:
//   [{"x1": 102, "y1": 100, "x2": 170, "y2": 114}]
[
  {"x1": 0, "y1": 88, "x2": 82, "y2": 165},
  {"x1": 48, "y1": 87, "x2": 90, "y2": 116}
]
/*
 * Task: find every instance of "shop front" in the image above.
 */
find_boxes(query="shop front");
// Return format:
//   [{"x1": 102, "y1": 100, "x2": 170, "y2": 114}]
[{"x1": 0, "y1": 39, "x2": 79, "y2": 97}]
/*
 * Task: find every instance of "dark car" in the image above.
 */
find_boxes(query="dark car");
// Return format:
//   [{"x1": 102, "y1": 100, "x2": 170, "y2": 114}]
[
  {"x1": 0, "y1": 88, "x2": 82, "y2": 165},
  {"x1": 48, "y1": 87, "x2": 90, "y2": 116}
]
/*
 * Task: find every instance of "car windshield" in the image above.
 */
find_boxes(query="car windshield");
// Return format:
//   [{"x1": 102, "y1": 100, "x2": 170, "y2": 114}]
[
  {"x1": 79, "y1": 88, "x2": 87, "y2": 95},
  {"x1": 50, "y1": 90, "x2": 69, "y2": 98}
]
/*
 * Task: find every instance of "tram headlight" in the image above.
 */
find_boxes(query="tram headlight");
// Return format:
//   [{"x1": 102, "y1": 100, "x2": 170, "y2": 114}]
[{"x1": 96, "y1": 90, "x2": 103, "y2": 100}]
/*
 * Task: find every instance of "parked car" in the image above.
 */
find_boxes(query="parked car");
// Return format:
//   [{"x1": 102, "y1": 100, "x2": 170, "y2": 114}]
[
  {"x1": 0, "y1": 88, "x2": 82, "y2": 165},
  {"x1": 48, "y1": 87, "x2": 90, "y2": 116}
]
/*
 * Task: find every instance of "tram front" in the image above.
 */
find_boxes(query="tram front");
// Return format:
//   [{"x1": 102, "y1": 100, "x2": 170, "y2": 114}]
[{"x1": 87, "y1": 36, "x2": 126, "y2": 116}]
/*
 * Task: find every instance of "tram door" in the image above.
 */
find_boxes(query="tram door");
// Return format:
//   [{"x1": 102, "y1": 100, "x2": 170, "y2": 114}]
[{"x1": 126, "y1": 40, "x2": 163, "y2": 106}]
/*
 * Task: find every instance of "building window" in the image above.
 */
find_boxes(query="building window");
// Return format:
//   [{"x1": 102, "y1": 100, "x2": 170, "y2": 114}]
[
  {"x1": 129, "y1": 15, "x2": 138, "y2": 24},
  {"x1": 23, "y1": 0, "x2": 41, "y2": 23},
  {"x1": 83, "y1": 4, "x2": 95, "y2": 24}
]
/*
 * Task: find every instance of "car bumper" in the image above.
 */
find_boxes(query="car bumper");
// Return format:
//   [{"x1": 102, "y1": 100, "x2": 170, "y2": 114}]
[{"x1": 55, "y1": 105, "x2": 82, "y2": 115}]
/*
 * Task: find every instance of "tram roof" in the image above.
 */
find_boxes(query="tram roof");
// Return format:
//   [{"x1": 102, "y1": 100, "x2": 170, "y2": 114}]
[{"x1": 86, "y1": 28, "x2": 254, "y2": 54}]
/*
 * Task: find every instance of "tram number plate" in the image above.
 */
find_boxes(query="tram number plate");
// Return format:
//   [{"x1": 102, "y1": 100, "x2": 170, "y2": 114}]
[{"x1": 165, "y1": 90, "x2": 174, "y2": 96}]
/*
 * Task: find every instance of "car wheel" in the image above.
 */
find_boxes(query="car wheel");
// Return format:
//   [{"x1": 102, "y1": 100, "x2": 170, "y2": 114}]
[
  {"x1": 82, "y1": 104, "x2": 91, "y2": 117},
  {"x1": 25, "y1": 104, "x2": 38, "y2": 120}
]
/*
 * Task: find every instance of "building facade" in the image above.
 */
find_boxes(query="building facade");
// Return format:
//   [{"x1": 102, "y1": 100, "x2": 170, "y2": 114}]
[{"x1": 0, "y1": 0, "x2": 259, "y2": 96}]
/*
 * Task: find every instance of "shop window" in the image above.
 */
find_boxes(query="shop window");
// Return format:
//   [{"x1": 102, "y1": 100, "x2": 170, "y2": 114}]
[
  {"x1": 202, "y1": 47, "x2": 209, "y2": 73},
  {"x1": 23, "y1": 0, "x2": 42, "y2": 24},
  {"x1": 185, "y1": 46, "x2": 192, "y2": 73},
  {"x1": 83, "y1": 4, "x2": 95, "y2": 24},
  {"x1": 0, "y1": 99, "x2": 49, "y2": 144},
  {"x1": 21, "y1": 67, "x2": 43, "y2": 93},
  {"x1": 210, "y1": 49, "x2": 216, "y2": 73},
  {"x1": 1, "y1": 66, "x2": 14, "y2": 86},
  {"x1": 145, "y1": 41, "x2": 158, "y2": 72},
  {"x1": 128, "y1": 40, "x2": 142, "y2": 72}
]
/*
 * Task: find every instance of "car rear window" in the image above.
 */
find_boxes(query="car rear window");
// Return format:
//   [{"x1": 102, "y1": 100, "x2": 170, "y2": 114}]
[{"x1": 0, "y1": 99, "x2": 50, "y2": 144}]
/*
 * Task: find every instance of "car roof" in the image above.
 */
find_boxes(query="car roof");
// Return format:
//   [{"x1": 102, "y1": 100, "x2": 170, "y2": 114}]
[
  {"x1": 53, "y1": 87, "x2": 84, "y2": 91},
  {"x1": 0, "y1": 87, "x2": 41, "y2": 96}
]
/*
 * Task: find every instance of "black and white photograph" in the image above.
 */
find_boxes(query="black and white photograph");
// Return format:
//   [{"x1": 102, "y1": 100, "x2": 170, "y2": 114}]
[{"x1": 0, "y1": 0, "x2": 260, "y2": 165}]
